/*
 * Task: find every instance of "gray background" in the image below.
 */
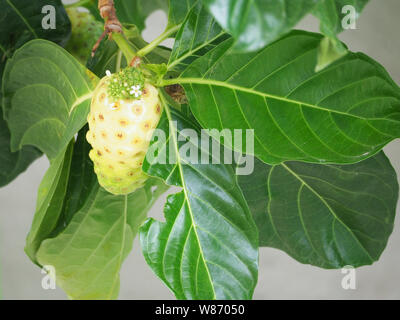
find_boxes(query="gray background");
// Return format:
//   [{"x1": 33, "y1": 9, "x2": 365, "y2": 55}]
[{"x1": 0, "y1": 0, "x2": 399, "y2": 299}]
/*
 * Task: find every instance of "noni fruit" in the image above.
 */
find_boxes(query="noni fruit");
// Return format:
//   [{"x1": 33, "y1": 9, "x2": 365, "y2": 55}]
[
  {"x1": 65, "y1": 8, "x2": 103, "y2": 64},
  {"x1": 86, "y1": 68, "x2": 162, "y2": 195}
]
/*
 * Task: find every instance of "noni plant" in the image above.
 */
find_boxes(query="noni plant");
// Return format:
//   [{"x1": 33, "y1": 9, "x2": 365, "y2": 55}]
[{"x1": 0, "y1": 0, "x2": 399, "y2": 300}]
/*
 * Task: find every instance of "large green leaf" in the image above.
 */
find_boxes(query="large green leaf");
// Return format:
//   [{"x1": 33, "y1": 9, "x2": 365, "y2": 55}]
[
  {"x1": 34, "y1": 129, "x2": 169, "y2": 299},
  {"x1": 167, "y1": 2, "x2": 228, "y2": 73},
  {"x1": 238, "y1": 153, "x2": 399, "y2": 268},
  {"x1": 140, "y1": 95, "x2": 259, "y2": 300},
  {"x1": 25, "y1": 142, "x2": 73, "y2": 264},
  {"x1": 202, "y1": 0, "x2": 319, "y2": 52},
  {"x1": 0, "y1": 0, "x2": 70, "y2": 187},
  {"x1": 115, "y1": 0, "x2": 168, "y2": 31},
  {"x1": 2, "y1": 39, "x2": 98, "y2": 159},
  {"x1": 167, "y1": 31, "x2": 400, "y2": 165}
]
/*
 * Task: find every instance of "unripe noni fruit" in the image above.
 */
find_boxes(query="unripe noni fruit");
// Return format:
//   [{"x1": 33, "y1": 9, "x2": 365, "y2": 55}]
[
  {"x1": 65, "y1": 8, "x2": 103, "y2": 64},
  {"x1": 86, "y1": 67, "x2": 162, "y2": 195}
]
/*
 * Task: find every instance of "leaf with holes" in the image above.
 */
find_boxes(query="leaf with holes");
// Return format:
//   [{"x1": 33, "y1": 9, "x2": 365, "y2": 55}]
[
  {"x1": 238, "y1": 153, "x2": 399, "y2": 268},
  {"x1": 168, "y1": 31, "x2": 400, "y2": 165},
  {"x1": 140, "y1": 95, "x2": 258, "y2": 299}
]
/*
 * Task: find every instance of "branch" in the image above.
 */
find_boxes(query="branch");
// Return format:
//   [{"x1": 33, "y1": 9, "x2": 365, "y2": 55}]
[{"x1": 91, "y1": 0, "x2": 125, "y2": 58}]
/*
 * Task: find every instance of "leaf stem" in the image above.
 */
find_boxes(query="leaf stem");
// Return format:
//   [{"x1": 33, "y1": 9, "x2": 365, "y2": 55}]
[
  {"x1": 112, "y1": 33, "x2": 136, "y2": 63},
  {"x1": 116, "y1": 50, "x2": 123, "y2": 72},
  {"x1": 136, "y1": 25, "x2": 180, "y2": 57},
  {"x1": 64, "y1": 0, "x2": 91, "y2": 8}
]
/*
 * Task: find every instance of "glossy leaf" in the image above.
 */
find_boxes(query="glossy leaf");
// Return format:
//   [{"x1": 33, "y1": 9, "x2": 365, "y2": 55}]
[
  {"x1": 167, "y1": 2, "x2": 228, "y2": 72},
  {"x1": 2, "y1": 39, "x2": 98, "y2": 159},
  {"x1": 140, "y1": 96, "x2": 259, "y2": 300},
  {"x1": 115, "y1": 0, "x2": 168, "y2": 31},
  {"x1": 238, "y1": 153, "x2": 399, "y2": 268},
  {"x1": 202, "y1": 0, "x2": 319, "y2": 52},
  {"x1": 171, "y1": 31, "x2": 400, "y2": 165}
]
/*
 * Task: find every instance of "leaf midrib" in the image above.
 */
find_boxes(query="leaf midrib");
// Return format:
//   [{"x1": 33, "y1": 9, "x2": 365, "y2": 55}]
[
  {"x1": 160, "y1": 91, "x2": 217, "y2": 299},
  {"x1": 162, "y1": 78, "x2": 400, "y2": 124}
]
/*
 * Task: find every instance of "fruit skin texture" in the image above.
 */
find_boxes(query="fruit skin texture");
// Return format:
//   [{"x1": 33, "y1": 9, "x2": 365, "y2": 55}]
[
  {"x1": 86, "y1": 72, "x2": 162, "y2": 195},
  {"x1": 65, "y1": 8, "x2": 103, "y2": 64}
]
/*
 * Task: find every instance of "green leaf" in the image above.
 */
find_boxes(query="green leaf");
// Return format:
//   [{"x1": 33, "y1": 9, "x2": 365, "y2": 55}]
[
  {"x1": 238, "y1": 153, "x2": 399, "y2": 268},
  {"x1": 202, "y1": 0, "x2": 319, "y2": 52},
  {"x1": 0, "y1": 0, "x2": 70, "y2": 52},
  {"x1": 0, "y1": 0, "x2": 70, "y2": 187},
  {"x1": 140, "y1": 95, "x2": 259, "y2": 300},
  {"x1": 0, "y1": 110, "x2": 41, "y2": 187},
  {"x1": 313, "y1": 0, "x2": 369, "y2": 38},
  {"x1": 52, "y1": 126, "x2": 98, "y2": 231},
  {"x1": 25, "y1": 141, "x2": 74, "y2": 264},
  {"x1": 34, "y1": 129, "x2": 169, "y2": 299},
  {"x1": 115, "y1": 0, "x2": 168, "y2": 31},
  {"x1": 2, "y1": 39, "x2": 98, "y2": 159},
  {"x1": 167, "y1": 0, "x2": 197, "y2": 28},
  {"x1": 167, "y1": 2, "x2": 228, "y2": 72},
  {"x1": 170, "y1": 31, "x2": 400, "y2": 165}
]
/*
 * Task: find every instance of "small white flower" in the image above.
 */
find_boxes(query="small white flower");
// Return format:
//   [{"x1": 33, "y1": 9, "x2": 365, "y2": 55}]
[
  {"x1": 130, "y1": 85, "x2": 142, "y2": 98},
  {"x1": 105, "y1": 70, "x2": 112, "y2": 76}
]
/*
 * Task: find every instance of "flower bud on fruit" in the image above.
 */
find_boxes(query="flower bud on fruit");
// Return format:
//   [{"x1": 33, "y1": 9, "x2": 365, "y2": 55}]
[{"x1": 86, "y1": 68, "x2": 162, "y2": 195}]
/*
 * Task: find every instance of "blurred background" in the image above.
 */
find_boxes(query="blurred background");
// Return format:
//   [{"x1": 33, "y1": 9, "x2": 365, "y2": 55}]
[{"x1": 0, "y1": 0, "x2": 399, "y2": 299}]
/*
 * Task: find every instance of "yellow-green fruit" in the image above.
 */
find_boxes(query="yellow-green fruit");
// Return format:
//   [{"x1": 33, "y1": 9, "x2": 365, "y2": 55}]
[
  {"x1": 65, "y1": 8, "x2": 103, "y2": 64},
  {"x1": 86, "y1": 71, "x2": 162, "y2": 195}
]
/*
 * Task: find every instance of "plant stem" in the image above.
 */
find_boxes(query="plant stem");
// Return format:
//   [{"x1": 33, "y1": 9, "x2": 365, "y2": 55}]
[
  {"x1": 136, "y1": 25, "x2": 180, "y2": 57},
  {"x1": 160, "y1": 78, "x2": 179, "y2": 87},
  {"x1": 64, "y1": 0, "x2": 91, "y2": 8},
  {"x1": 112, "y1": 33, "x2": 136, "y2": 63},
  {"x1": 116, "y1": 50, "x2": 122, "y2": 72}
]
